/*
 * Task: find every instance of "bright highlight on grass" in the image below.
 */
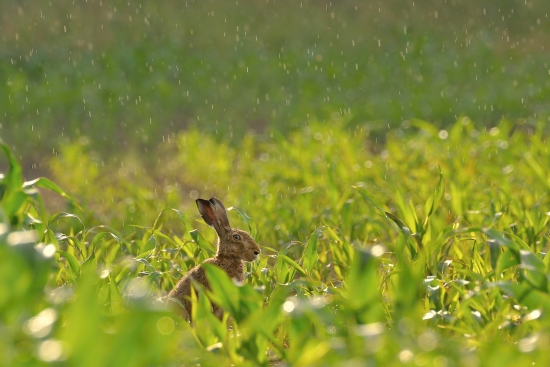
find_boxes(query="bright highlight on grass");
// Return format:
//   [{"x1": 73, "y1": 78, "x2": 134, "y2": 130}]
[{"x1": 37, "y1": 339, "x2": 64, "y2": 362}]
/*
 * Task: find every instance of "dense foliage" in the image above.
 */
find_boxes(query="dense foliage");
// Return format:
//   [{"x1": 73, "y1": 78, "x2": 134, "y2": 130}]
[
  {"x1": 1, "y1": 118, "x2": 549, "y2": 366},
  {"x1": 2, "y1": 1, "x2": 550, "y2": 365}
]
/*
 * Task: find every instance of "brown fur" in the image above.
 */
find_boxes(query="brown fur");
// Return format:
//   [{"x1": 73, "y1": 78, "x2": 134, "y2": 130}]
[{"x1": 168, "y1": 198, "x2": 261, "y2": 320}]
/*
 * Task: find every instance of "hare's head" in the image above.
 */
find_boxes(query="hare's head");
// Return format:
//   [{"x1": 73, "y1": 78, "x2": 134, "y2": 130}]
[{"x1": 196, "y1": 197, "x2": 261, "y2": 262}]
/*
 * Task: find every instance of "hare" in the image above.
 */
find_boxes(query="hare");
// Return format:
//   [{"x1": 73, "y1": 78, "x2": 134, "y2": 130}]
[{"x1": 168, "y1": 197, "x2": 261, "y2": 320}]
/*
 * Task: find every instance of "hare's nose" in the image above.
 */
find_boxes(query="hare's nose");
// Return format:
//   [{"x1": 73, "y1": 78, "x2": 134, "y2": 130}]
[{"x1": 254, "y1": 250, "x2": 260, "y2": 256}]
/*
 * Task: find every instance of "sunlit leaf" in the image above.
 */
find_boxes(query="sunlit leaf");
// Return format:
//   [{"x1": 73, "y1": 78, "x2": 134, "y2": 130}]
[
  {"x1": 202, "y1": 263, "x2": 240, "y2": 318},
  {"x1": 109, "y1": 275, "x2": 125, "y2": 315},
  {"x1": 0, "y1": 143, "x2": 24, "y2": 201},
  {"x1": 47, "y1": 212, "x2": 85, "y2": 235},
  {"x1": 423, "y1": 170, "x2": 444, "y2": 220},
  {"x1": 23, "y1": 177, "x2": 82, "y2": 211},
  {"x1": 58, "y1": 250, "x2": 81, "y2": 277},
  {"x1": 519, "y1": 250, "x2": 547, "y2": 291},
  {"x1": 495, "y1": 248, "x2": 519, "y2": 276},
  {"x1": 277, "y1": 252, "x2": 306, "y2": 278},
  {"x1": 228, "y1": 206, "x2": 255, "y2": 233},
  {"x1": 152, "y1": 207, "x2": 188, "y2": 231},
  {"x1": 189, "y1": 229, "x2": 216, "y2": 256},
  {"x1": 301, "y1": 227, "x2": 322, "y2": 276}
]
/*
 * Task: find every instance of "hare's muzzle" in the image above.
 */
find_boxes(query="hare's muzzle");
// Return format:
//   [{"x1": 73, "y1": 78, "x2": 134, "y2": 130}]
[{"x1": 250, "y1": 243, "x2": 261, "y2": 261}]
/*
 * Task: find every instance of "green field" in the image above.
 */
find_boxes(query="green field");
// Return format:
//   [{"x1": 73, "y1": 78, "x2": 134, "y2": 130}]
[
  {"x1": 2, "y1": 0, "x2": 550, "y2": 366},
  {"x1": 2, "y1": 119, "x2": 550, "y2": 366},
  {"x1": 2, "y1": 0, "x2": 550, "y2": 163}
]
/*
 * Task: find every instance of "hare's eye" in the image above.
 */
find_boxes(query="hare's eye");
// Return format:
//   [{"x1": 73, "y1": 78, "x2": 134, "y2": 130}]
[{"x1": 233, "y1": 234, "x2": 241, "y2": 240}]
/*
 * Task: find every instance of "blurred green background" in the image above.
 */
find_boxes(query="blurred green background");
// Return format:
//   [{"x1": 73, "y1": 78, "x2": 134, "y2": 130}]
[{"x1": 2, "y1": 0, "x2": 549, "y2": 171}]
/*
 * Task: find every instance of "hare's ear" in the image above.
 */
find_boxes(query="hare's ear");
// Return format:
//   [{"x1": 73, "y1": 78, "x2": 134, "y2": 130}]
[
  {"x1": 196, "y1": 198, "x2": 231, "y2": 235},
  {"x1": 208, "y1": 197, "x2": 231, "y2": 228}
]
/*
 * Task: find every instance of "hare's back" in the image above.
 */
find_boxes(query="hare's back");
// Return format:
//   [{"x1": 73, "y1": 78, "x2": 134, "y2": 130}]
[{"x1": 169, "y1": 263, "x2": 208, "y2": 300}]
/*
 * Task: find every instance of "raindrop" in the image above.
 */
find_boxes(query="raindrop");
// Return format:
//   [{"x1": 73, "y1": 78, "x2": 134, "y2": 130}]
[
  {"x1": 7, "y1": 231, "x2": 38, "y2": 246},
  {"x1": 399, "y1": 350, "x2": 414, "y2": 363},
  {"x1": 418, "y1": 330, "x2": 438, "y2": 351},
  {"x1": 370, "y1": 244, "x2": 385, "y2": 257},
  {"x1": 422, "y1": 310, "x2": 437, "y2": 320},
  {"x1": 24, "y1": 308, "x2": 58, "y2": 338},
  {"x1": 433, "y1": 356, "x2": 448, "y2": 367},
  {"x1": 518, "y1": 334, "x2": 538, "y2": 353},
  {"x1": 125, "y1": 278, "x2": 148, "y2": 299},
  {"x1": 523, "y1": 309, "x2": 542, "y2": 322},
  {"x1": 37, "y1": 339, "x2": 65, "y2": 362},
  {"x1": 283, "y1": 300, "x2": 295, "y2": 313},
  {"x1": 38, "y1": 244, "x2": 56, "y2": 258},
  {"x1": 355, "y1": 322, "x2": 384, "y2": 337},
  {"x1": 157, "y1": 317, "x2": 175, "y2": 335}
]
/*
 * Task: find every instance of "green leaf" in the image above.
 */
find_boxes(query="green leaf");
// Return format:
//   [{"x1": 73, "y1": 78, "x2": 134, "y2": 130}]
[
  {"x1": 384, "y1": 211, "x2": 410, "y2": 233},
  {"x1": 384, "y1": 211, "x2": 421, "y2": 255},
  {"x1": 47, "y1": 212, "x2": 85, "y2": 234},
  {"x1": 495, "y1": 249, "x2": 519, "y2": 276},
  {"x1": 491, "y1": 281, "x2": 550, "y2": 311},
  {"x1": 81, "y1": 250, "x2": 97, "y2": 275},
  {"x1": 202, "y1": 263, "x2": 240, "y2": 318},
  {"x1": 1, "y1": 190, "x2": 29, "y2": 222},
  {"x1": 483, "y1": 229, "x2": 520, "y2": 251},
  {"x1": 23, "y1": 177, "x2": 83, "y2": 211},
  {"x1": 91, "y1": 231, "x2": 121, "y2": 252},
  {"x1": 491, "y1": 281, "x2": 531, "y2": 301},
  {"x1": 0, "y1": 143, "x2": 24, "y2": 201},
  {"x1": 189, "y1": 279, "x2": 227, "y2": 346},
  {"x1": 139, "y1": 235, "x2": 157, "y2": 255},
  {"x1": 488, "y1": 239, "x2": 501, "y2": 271},
  {"x1": 520, "y1": 289, "x2": 550, "y2": 312},
  {"x1": 393, "y1": 189, "x2": 418, "y2": 233},
  {"x1": 58, "y1": 250, "x2": 81, "y2": 277},
  {"x1": 525, "y1": 153, "x2": 550, "y2": 190},
  {"x1": 274, "y1": 254, "x2": 291, "y2": 284},
  {"x1": 345, "y1": 248, "x2": 384, "y2": 323},
  {"x1": 239, "y1": 285, "x2": 290, "y2": 362},
  {"x1": 189, "y1": 229, "x2": 216, "y2": 256},
  {"x1": 228, "y1": 206, "x2": 255, "y2": 233},
  {"x1": 278, "y1": 252, "x2": 306, "y2": 278},
  {"x1": 423, "y1": 170, "x2": 444, "y2": 220},
  {"x1": 353, "y1": 186, "x2": 385, "y2": 211},
  {"x1": 520, "y1": 250, "x2": 545, "y2": 272},
  {"x1": 543, "y1": 251, "x2": 550, "y2": 270},
  {"x1": 301, "y1": 227, "x2": 322, "y2": 276},
  {"x1": 152, "y1": 207, "x2": 187, "y2": 231},
  {"x1": 410, "y1": 118, "x2": 440, "y2": 136},
  {"x1": 519, "y1": 250, "x2": 547, "y2": 291},
  {"x1": 109, "y1": 276, "x2": 125, "y2": 314}
]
